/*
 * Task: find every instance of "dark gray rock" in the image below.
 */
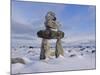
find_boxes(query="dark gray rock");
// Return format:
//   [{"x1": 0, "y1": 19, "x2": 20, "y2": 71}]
[
  {"x1": 69, "y1": 54, "x2": 76, "y2": 57},
  {"x1": 11, "y1": 58, "x2": 25, "y2": 64}
]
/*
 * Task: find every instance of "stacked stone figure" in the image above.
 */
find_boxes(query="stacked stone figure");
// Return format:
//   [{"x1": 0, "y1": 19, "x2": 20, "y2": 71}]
[{"x1": 37, "y1": 11, "x2": 64, "y2": 60}]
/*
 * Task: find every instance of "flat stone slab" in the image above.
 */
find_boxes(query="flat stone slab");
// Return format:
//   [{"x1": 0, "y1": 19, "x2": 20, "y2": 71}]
[{"x1": 37, "y1": 30, "x2": 64, "y2": 39}]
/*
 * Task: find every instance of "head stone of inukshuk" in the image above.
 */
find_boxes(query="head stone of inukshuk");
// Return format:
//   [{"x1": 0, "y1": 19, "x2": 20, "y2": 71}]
[
  {"x1": 44, "y1": 11, "x2": 59, "y2": 31},
  {"x1": 38, "y1": 11, "x2": 64, "y2": 60}
]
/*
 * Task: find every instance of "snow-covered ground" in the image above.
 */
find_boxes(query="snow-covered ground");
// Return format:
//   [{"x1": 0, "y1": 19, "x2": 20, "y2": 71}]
[{"x1": 11, "y1": 40, "x2": 96, "y2": 74}]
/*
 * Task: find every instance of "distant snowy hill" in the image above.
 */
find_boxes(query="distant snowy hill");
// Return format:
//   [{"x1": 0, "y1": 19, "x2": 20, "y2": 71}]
[
  {"x1": 11, "y1": 38, "x2": 96, "y2": 49},
  {"x1": 61, "y1": 39, "x2": 95, "y2": 48}
]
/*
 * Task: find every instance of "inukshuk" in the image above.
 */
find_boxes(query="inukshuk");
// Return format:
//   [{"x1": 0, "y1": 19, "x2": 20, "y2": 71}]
[{"x1": 37, "y1": 11, "x2": 64, "y2": 60}]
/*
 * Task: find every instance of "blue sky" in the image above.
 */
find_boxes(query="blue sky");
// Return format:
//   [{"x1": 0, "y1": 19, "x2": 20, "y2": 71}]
[{"x1": 11, "y1": 0, "x2": 96, "y2": 45}]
